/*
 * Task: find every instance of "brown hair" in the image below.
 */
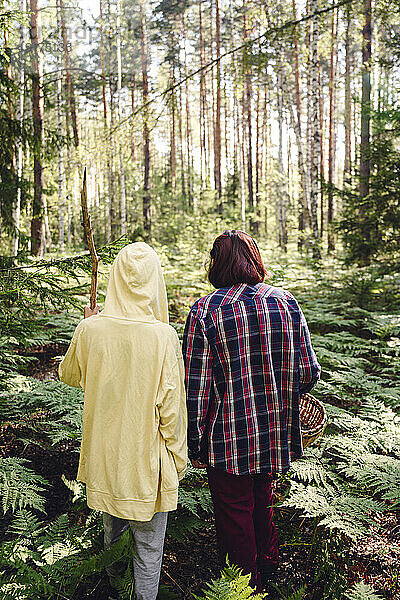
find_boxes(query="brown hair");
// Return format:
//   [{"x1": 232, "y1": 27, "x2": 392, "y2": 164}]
[{"x1": 207, "y1": 230, "x2": 267, "y2": 289}]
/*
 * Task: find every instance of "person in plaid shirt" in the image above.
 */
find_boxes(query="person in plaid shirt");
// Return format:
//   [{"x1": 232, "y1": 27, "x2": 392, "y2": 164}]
[{"x1": 182, "y1": 230, "x2": 320, "y2": 591}]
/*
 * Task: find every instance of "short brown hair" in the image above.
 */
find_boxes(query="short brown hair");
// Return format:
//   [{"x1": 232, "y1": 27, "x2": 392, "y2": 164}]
[{"x1": 208, "y1": 230, "x2": 267, "y2": 289}]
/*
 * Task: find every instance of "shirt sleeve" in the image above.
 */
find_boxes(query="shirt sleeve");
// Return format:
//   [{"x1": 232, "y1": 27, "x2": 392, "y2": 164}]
[
  {"x1": 298, "y1": 308, "x2": 321, "y2": 395},
  {"x1": 158, "y1": 342, "x2": 188, "y2": 480},
  {"x1": 58, "y1": 323, "x2": 84, "y2": 388},
  {"x1": 182, "y1": 308, "x2": 213, "y2": 462}
]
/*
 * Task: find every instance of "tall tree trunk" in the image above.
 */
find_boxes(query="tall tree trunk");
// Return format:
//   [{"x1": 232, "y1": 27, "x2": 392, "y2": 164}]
[
  {"x1": 243, "y1": 8, "x2": 254, "y2": 224},
  {"x1": 99, "y1": 0, "x2": 113, "y2": 243},
  {"x1": 224, "y1": 83, "x2": 229, "y2": 182},
  {"x1": 214, "y1": 0, "x2": 222, "y2": 209},
  {"x1": 291, "y1": 0, "x2": 306, "y2": 248},
  {"x1": 178, "y1": 68, "x2": 186, "y2": 201},
  {"x1": 306, "y1": 0, "x2": 312, "y2": 223},
  {"x1": 318, "y1": 57, "x2": 324, "y2": 239},
  {"x1": 131, "y1": 72, "x2": 136, "y2": 163},
  {"x1": 239, "y1": 94, "x2": 246, "y2": 231},
  {"x1": 292, "y1": 0, "x2": 302, "y2": 136},
  {"x1": 310, "y1": 0, "x2": 321, "y2": 259},
  {"x1": 30, "y1": 0, "x2": 45, "y2": 256},
  {"x1": 12, "y1": 1, "x2": 25, "y2": 256},
  {"x1": 254, "y1": 83, "x2": 260, "y2": 235},
  {"x1": 59, "y1": 0, "x2": 79, "y2": 148},
  {"x1": 277, "y1": 73, "x2": 288, "y2": 252},
  {"x1": 343, "y1": 6, "x2": 352, "y2": 188},
  {"x1": 327, "y1": 7, "x2": 337, "y2": 252},
  {"x1": 199, "y1": 0, "x2": 206, "y2": 195},
  {"x1": 358, "y1": 0, "x2": 372, "y2": 264},
  {"x1": 108, "y1": 22, "x2": 117, "y2": 241},
  {"x1": 116, "y1": 0, "x2": 127, "y2": 235},
  {"x1": 183, "y1": 14, "x2": 193, "y2": 208},
  {"x1": 140, "y1": 0, "x2": 151, "y2": 239},
  {"x1": 56, "y1": 0, "x2": 64, "y2": 249},
  {"x1": 170, "y1": 65, "x2": 176, "y2": 191}
]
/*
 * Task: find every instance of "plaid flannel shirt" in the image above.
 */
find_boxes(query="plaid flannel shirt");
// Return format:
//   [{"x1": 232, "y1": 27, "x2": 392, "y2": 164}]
[{"x1": 182, "y1": 283, "x2": 321, "y2": 475}]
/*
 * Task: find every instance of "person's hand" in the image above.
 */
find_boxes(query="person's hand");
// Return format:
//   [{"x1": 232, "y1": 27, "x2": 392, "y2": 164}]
[
  {"x1": 84, "y1": 305, "x2": 100, "y2": 319},
  {"x1": 191, "y1": 459, "x2": 207, "y2": 469}
]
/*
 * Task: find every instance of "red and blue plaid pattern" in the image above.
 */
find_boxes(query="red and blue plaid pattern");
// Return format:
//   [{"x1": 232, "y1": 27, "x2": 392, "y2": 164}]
[{"x1": 182, "y1": 283, "x2": 321, "y2": 475}]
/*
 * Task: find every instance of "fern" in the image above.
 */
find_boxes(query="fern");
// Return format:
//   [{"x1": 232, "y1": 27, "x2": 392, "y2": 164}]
[
  {"x1": 344, "y1": 582, "x2": 385, "y2": 600},
  {"x1": 0, "y1": 458, "x2": 48, "y2": 514},
  {"x1": 194, "y1": 563, "x2": 266, "y2": 600},
  {"x1": 167, "y1": 513, "x2": 204, "y2": 541},
  {"x1": 281, "y1": 482, "x2": 385, "y2": 540},
  {"x1": 114, "y1": 562, "x2": 135, "y2": 600},
  {"x1": 289, "y1": 449, "x2": 337, "y2": 488},
  {"x1": 338, "y1": 454, "x2": 400, "y2": 504},
  {"x1": 178, "y1": 487, "x2": 213, "y2": 517}
]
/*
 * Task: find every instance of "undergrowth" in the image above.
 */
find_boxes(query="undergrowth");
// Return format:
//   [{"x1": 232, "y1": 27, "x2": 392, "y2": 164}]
[{"x1": 0, "y1": 250, "x2": 399, "y2": 599}]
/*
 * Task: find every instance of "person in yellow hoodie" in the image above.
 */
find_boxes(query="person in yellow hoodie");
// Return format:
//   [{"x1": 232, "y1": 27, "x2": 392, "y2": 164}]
[{"x1": 59, "y1": 242, "x2": 187, "y2": 600}]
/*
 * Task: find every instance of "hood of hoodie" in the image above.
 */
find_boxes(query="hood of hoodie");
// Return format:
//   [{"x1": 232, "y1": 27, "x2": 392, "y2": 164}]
[{"x1": 101, "y1": 242, "x2": 169, "y2": 323}]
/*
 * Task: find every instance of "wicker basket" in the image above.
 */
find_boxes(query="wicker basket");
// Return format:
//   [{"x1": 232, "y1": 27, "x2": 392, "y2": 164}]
[{"x1": 299, "y1": 393, "x2": 327, "y2": 448}]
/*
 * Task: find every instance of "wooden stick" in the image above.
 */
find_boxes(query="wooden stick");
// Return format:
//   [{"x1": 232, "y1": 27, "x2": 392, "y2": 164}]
[{"x1": 80, "y1": 168, "x2": 99, "y2": 310}]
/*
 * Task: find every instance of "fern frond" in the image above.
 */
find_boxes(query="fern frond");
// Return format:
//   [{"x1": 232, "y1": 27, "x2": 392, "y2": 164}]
[
  {"x1": 178, "y1": 487, "x2": 213, "y2": 516},
  {"x1": 167, "y1": 514, "x2": 204, "y2": 541},
  {"x1": 194, "y1": 562, "x2": 266, "y2": 600},
  {"x1": 344, "y1": 581, "x2": 384, "y2": 600},
  {"x1": 0, "y1": 457, "x2": 48, "y2": 514}
]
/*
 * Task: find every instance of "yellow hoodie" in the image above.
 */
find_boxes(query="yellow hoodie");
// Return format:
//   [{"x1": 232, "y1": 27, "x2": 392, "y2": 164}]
[{"x1": 59, "y1": 243, "x2": 187, "y2": 521}]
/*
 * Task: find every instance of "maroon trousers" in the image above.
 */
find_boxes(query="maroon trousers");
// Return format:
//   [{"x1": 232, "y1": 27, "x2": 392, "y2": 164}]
[{"x1": 207, "y1": 466, "x2": 279, "y2": 591}]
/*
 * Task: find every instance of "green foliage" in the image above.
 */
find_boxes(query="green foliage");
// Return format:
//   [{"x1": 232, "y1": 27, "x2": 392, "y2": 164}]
[
  {"x1": 168, "y1": 468, "x2": 213, "y2": 541},
  {"x1": 0, "y1": 377, "x2": 83, "y2": 447},
  {"x1": 339, "y1": 106, "x2": 400, "y2": 266},
  {"x1": 0, "y1": 511, "x2": 135, "y2": 599},
  {"x1": 344, "y1": 582, "x2": 385, "y2": 600},
  {"x1": 0, "y1": 458, "x2": 48, "y2": 514},
  {"x1": 1, "y1": 250, "x2": 400, "y2": 598},
  {"x1": 194, "y1": 563, "x2": 266, "y2": 600}
]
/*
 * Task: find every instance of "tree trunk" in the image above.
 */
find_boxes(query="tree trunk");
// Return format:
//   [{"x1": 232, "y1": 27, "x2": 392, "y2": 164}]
[
  {"x1": 170, "y1": 65, "x2": 176, "y2": 191},
  {"x1": 254, "y1": 83, "x2": 261, "y2": 236},
  {"x1": 310, "y1": 0, "x2": 321, "y2": 259},
  {"x1": 140, "y1": 0, "x2": 151, "y2": 239},
  {"x1": 343, "y1": 5, "x2": 352, "y2": 188},
  {"x1": 12, "y1": 0, "x2": 25, "y2": 256},
  {"x1": 292, "y1": 0, "x2": 302, "y2": 136},
  {"x1": 131, "y1": 72, "x2": 136, "y2": 163},
  {"x1": 277, "y1": 73, "x2": 288, "y2": 252},
  {"x1": 291, "y1": 0, "x2": 306, "y2": 249},
  {"x1": 108, "y1": 57, "x2": 117, "y2": 240},
  {"x1": 318, "y1": 57, "x2": 324, "y2": 239},
  {"x1": 116, "y1": 0, "x2": 127, "y2": 235},
  {"x1": 239, "y1": 94, "x2": 246, "y2": 231},
  {"x1": 178, "y1": 67, "x2": 186, "y2": 201},
  {"x1": 183, "y1": 14, "x2": 193, "y2": 209},
  {"x1": 30, "y1": 0, "x2": 45, "y2": 256},
  {"x1": 199, "y1": 0, "x2": 206, "y2": 195},
  {"x1": 214, "y1": 0, "x2": 222, "y2": 209},
  {"x1": 358, "y1": 0, "x2": 372, "y2": 264},
  {"x1": 243, "y1": 8, "x2": 254, "y2": 223},
  {"x1": 56, "y1": 0, "x2": 64, "y2": 249},
  {"x1": 327, "y1": 7, "x2": 337, "y2": 252},
  {"x1": 59, "y1": 0, "x2": 79, "y2": 148},
  {"x1": 99, "y1": 0, "x2": 113, "y2": 243}
]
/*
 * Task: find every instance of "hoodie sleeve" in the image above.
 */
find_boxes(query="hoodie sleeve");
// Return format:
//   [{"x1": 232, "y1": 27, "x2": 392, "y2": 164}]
[
  {"x1": 158, "y1": 337, "x2": 188, "y2": 480},
  {"x1": 58, "y1": 322, "x2": 85, "y2": 388}
]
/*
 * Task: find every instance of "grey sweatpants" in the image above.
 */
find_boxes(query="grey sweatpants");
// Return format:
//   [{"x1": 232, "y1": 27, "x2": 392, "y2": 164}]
[{"x1": 103, "y1": 511, "x2": 168, "y2": 600}]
